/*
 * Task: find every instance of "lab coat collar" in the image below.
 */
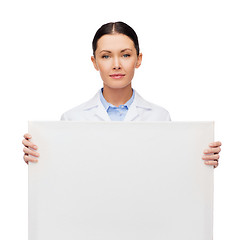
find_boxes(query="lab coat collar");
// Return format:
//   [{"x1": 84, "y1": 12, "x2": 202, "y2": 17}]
[{"x1": 82, "y1": 89, "x2": 152, "y2": 121}]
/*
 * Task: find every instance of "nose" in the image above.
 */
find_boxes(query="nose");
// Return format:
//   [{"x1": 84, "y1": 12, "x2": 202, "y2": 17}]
[{"x1": 113, "y1": 57, "x2": 121, "y2": 70}]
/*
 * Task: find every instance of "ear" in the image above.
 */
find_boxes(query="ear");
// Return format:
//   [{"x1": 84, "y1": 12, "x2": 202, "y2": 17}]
[
  {"x1": 135, "y1": 53, "x2": 143, "y2": 69},
  {"x1": 91, "y1": 56, "x2": 99, "y2": 71}
]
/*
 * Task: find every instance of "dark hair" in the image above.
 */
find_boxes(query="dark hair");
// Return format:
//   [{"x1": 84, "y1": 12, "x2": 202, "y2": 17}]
[{"x1": 92, "y1": 21, "x2": 140, "y2": 57}]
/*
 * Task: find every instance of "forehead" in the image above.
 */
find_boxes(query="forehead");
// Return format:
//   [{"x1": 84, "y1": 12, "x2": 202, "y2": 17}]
[{"x1": 96, "y1": 34, "x2": 135, "y2": 52}]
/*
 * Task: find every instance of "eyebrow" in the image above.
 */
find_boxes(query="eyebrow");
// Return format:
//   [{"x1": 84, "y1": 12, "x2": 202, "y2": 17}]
[{"x1": 99, "y1": 48, "x2": 133, "y2": 54}]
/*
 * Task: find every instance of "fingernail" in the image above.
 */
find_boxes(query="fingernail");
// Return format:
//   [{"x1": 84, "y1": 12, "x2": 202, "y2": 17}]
[{"x1": 34, "y1": 145, "x2": 38, "y2": 150}]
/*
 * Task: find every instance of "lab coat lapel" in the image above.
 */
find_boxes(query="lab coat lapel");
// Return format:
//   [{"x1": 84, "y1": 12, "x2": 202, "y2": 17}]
[
  {"x1": 123, "y1": 100, "x2": 139, "y2": 121},
  {"x1": 82, "y1": 90, "x2": 111, "y2": 121},
  {"x1": 94, "y1": 101, "x2": 111, "y2": 121},
  {"x1": 124, "y1": 90, "x2": 152, "y2": 121}
]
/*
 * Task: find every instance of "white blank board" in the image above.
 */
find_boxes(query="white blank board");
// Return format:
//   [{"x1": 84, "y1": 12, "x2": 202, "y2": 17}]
[{"x1": 28, "y1": 122, "x2": 214, "y2": 240}]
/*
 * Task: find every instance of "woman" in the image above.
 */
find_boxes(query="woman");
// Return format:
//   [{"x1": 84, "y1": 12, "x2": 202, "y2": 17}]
[{"x1": 22, "y1": 21, "x2": 221, "y2": 166}]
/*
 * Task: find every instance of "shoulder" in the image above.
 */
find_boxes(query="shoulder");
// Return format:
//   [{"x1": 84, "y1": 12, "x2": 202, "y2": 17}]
[
  {"x1": 134, "y1": 90, "x2": 171, "y2": 121},
  {"x1": 149, "y1": 102, "x2": 171, "y2": 121},
  {"x1": 60, "y1": 91, "x2": 99, "y2": 121}
]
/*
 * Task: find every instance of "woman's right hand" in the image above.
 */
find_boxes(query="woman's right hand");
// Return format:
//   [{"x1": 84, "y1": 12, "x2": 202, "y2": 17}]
[{"x1": 22, "y1": 133, "x2": 39, "y2": 164}]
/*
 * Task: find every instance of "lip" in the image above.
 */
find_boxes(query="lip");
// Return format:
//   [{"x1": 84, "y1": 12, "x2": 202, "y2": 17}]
[{"x1": 109, "y1": 74, "x2": 126, "y2": 79}]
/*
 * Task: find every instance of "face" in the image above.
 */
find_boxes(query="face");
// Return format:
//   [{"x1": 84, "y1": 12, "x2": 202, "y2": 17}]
[{"x1": 91, "y1": 34, "x2": 142, "y2": 90}]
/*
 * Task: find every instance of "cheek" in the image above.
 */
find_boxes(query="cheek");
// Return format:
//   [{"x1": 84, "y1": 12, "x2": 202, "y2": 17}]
[
  {"x1": 124, "y1": 60, "x2": 137, "y2": 73},
  {"x1": 98, "y1": 62, "x2": 111, "y2": 75}
]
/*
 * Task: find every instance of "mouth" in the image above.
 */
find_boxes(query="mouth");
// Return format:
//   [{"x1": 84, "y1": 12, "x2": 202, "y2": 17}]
[{"x1": 109, "y1": 74, "x2": 126, "y2": 79}]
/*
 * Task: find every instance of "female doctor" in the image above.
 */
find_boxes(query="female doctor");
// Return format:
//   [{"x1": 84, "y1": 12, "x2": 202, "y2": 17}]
[{"x1": 22, "y1": 21, "x2": 221, "y2": 166}]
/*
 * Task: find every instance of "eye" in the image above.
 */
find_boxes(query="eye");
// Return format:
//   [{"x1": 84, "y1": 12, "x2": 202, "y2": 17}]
[
  {"x1": 102, "y1": 55, "x2": 110, "y2": 59},
  {"x1": 123, "y1": 54, "x2": 130, "y2": 58}
]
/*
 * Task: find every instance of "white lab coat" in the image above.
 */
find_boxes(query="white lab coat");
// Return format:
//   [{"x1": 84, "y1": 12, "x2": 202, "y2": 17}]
[{"x1": 61, "y1": 89, "x2": 171, "y2": 122}]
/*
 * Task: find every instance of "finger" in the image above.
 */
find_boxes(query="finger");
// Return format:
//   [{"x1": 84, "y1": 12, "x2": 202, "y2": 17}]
[
  {"x1": 202, "y1": 154, "x2": 219, "y2": 160},
  {"x1": 23, "y1": 154, "x2": 38, "y2": 163},
  {"x1": 204, "y1": 160, "x2": 219, "y2": 168},
  {"x1": 24, "y1": 133, "x2": 32, "y2": 140},
  {"x1": 23, "y1": 156, "x2": 29, "y2": 164},
  {"x1": 203, "y1": 147, "x2": 221, "y2": 154},
  {"x1": 209, "y1": 141, "x2": 222, "y2": 147},
  {"x1": 22, "y1": 139, "x2": 38, "y2": 150},
  {"x1": 23, "y1": 147, "x2": 40, "y2": 157}
]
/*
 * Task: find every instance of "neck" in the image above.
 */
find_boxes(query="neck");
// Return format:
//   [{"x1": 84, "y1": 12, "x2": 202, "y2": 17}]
[{"x1": 102, "y1": 84, "x2": 133, "y2": 107}]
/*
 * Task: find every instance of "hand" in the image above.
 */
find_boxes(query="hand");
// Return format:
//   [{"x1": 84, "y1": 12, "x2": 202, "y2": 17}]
[
  {"x1": 202, "y1": 141, "x2": 222, "y2": 168},
  {"x1": 22, "y1": 133, "x2": 39, "y2": 164}
]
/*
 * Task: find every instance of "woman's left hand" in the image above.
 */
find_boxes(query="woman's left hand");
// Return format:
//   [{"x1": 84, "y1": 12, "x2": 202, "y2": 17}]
[{"x1": 202, "y1": 141, "x2": 222, "y2": 168}]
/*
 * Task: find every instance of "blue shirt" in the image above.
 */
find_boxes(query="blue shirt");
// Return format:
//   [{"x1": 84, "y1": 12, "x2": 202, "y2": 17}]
[{"x1": 100, "y1": 87, "x2": 135, "y2": 121}]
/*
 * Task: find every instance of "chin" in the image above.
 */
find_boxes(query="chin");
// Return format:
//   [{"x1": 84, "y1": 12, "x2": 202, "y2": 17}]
[{"x1": 104, "y1": 82, "x2": 132, "y2": 90}]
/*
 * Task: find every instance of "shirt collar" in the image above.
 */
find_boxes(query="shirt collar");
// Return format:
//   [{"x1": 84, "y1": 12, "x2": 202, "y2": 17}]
[{"x1": 100, "y1": 87, "x2": 135, "y2": 110}]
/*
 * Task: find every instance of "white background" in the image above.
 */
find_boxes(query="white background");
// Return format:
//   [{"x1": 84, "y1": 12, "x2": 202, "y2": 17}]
[{"x1": 0, "y1": 0, "x2": 239, "y2": 239}]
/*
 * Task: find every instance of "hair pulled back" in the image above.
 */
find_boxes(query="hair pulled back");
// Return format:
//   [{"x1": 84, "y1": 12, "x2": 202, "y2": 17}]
[{"x1": 92, "y1": 21, "x2": 140, "y2": 57}]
